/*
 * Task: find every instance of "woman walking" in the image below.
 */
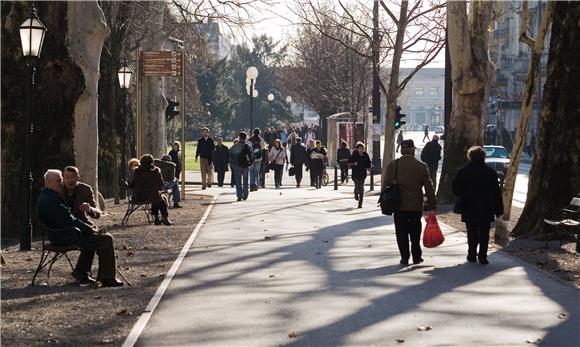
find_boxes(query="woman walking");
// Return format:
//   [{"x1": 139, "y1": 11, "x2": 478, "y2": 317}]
[
  {"x1": 348, "y1": 142, "x2": 371, "y2": 208},
  {"x1": 453, "y1": 146, "x2": 503, "y2": 264},
  {"x1": 309, "y1": 140, "x2": 327, "y2": 189},
  {"x1": 268, "y1": 139, "x2": 288, "y2": 188}
]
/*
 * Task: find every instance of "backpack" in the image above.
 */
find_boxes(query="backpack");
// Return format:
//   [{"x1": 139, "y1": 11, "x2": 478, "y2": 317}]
[
  {"x1": 252, "y1": 142, "x2": 262, "y2": 160},
  {"x1": 238, "y1": 144, "x2": 253, "y2": 168},
  {"x1": 377, "y1": 159, "x2": 400, "y2": 215}
]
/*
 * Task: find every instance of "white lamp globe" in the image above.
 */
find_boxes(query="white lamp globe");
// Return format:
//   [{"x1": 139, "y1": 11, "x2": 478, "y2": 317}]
[
  {"x1": 286, "y1": 96, "x2": 293, "y2": 103},
  {"x1": 267, "y1": 93, "x2": 275, "y2": 101},
  {"x1": 246, "y1": 66, "x2": 258, "y2": 80}
]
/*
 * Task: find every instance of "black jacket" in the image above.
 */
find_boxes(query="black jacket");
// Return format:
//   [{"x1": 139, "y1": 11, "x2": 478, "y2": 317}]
[
  {"x1": 337, "y1": 147, "x2": 351, "y2": 162},
  {"x1": 453, "y1": 161, "x2": 504, "y2": 224},
  {"x1": 168, "y1": 149, "x2": 181, "y2": 178},
  {"x1": 421, "y1": 140, "x2": 442, "y2": 167},
  {"x1": 348, "y1": 151, "x2": 372, "y2": 179},
  {"x1": 196, "y1": 137, "x2": 215, "y2": 160},
  {"x1": 290, "y1": 143, "x2": 307, "y2": 166},
  {"x1": 213, "y1": 145, "x2": 230, "y2": 172}
]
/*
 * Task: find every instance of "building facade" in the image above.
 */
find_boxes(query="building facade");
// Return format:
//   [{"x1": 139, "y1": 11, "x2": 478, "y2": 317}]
[{"x1": 396, "y1": 68, "x2": 445, "y2": 131}]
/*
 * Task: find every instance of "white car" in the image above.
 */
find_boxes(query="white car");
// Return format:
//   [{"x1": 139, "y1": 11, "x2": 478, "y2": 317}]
[{"x1": 434, "y1": 126, "x2": 444, "y2": 134}]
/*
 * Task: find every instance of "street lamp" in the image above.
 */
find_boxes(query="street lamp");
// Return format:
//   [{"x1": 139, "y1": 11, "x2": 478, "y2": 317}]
[
  {"x1": 19, "y1": 5, "x2": 47, "y2": 251},
  {"x1": 117, "y1": 61, "x2": 133, "y2": 204},
  {"x1": 246, "y1": 66, "x2": 258, "y2": 130},
  {"x1": 267, "y1": 93, "x2": 274, "y2": 101},
  {"x1": 286, "y1": 96, "x2": 292, "y2": 103}
]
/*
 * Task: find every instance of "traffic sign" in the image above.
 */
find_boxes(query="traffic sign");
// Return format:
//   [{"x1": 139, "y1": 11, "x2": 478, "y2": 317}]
[{"x1": 141, "y1": 51, "x2": 183, "y2": 76}]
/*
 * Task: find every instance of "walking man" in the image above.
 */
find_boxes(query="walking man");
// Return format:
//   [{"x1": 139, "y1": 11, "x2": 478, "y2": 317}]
[
  {"x1": 348, "y1": 142, "x2": 372, "y2": 208},
  {"x1": 396, "y1": 130, "x2": 404, "y2": 153},
  {"x1": 213, "y1": 137, "x2": 229, "y2": 187},
  {"x1": 249, "y1": 128, "x2": 266, "y2": 191},
  {"x1": 290, "y1": 138, "x2": 307, "y2": 187},
  {"x1": 385, "y1": 140, "x2": 436, "y2": 265},
  {"x1": 423, "y1": 125, "x2": 430, "y2": 142},
  {"x1": 196, "y1": 127, "x2": 215, "y2": 189},
  {"x1": 420, "y1": 135, "x2": 443, "y2": 192},
  {"x1": 229, "y1": 132, "x2": 253, "y2": 201},
  {"x1": 337, "y1": 141, "x2": 351, "y2": 183}
]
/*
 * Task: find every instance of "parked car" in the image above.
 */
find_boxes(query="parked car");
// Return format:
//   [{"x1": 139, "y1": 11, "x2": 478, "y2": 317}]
[
  {"x1": 483, "y1": 145, "x2": 510, "y2": 185},
  {"x1": 434, "y1": 125, "x2": 445, "y2": 134}
]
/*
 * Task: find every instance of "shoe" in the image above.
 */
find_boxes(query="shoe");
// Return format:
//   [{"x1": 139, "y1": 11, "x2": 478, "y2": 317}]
[
  {"x1": 208, "y1": 184, "x2": 212, "y2": 188},
  {"x1": 154, "y1": 215, "x2": 162, "y2": 225},
  {"x1": 237, "y1": 197, "x2": 242, "y2": 201},
  {"x1": 161, "y1": 218, "x2": 173, "y2": 226},
  {"x1": 400, "y1": 259, "x2": 409, "y2": 265},
  {"x1": 466, "y1": 255, "x2": 477, "y2": 262},
  {"x1": 243, "y1": 196, "x2": 248, "y2": 201},
  {"x1": 413, "y1": 258, "x2": 424, "y2": 265},
  {"x1": 261, "y1": 185, "x2": 265, "y2": 188},
  {"x1": 354, "y1": 193, "x2": 359, "y2": 201},
  {"x1": 72, "y1": 271, "x2": 96, "y2": 286},
  {"x1": 101, "y1": 278, "x2": 124, "y2": 287},
  {"x1": 173, "y1": 203, "x2": 182, "y2": 208},
  {"x1": 202, "y1": 187, "x2": 206, "y2": 190},
  {"x1": 358, "y1": 203, "x2": 362, "y2": 209},
  {"x1": 479, "y1": 257, "x2": 489, "y2": 265},
  {"x1": 218, "y1": 184, "x2": 223, "y2": 187}
]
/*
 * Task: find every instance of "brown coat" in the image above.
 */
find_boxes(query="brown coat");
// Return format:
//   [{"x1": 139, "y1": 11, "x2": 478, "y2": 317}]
[
  {"x1": 128, "y1": 165, "x2": 165, "y2": 204},
  {"x1": 384, "y1": 155, "x2": 437, "y2": 212},
  {"x1": 63, "y1": 182, "x2": 100, "y2": 226}
]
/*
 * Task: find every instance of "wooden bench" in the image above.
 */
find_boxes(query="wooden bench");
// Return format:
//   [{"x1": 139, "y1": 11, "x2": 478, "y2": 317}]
[
  {"x1": 31, "y1": 227, "x2": 81, "y2": 286},
  {"x1": 543, "y1": 196, "x2": 580, "y2": 252}
]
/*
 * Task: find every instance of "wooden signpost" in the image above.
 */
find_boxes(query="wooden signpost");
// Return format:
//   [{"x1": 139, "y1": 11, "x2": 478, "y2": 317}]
[{"x1": 136, "y1": 51, "x2": 186, "y2": 199}]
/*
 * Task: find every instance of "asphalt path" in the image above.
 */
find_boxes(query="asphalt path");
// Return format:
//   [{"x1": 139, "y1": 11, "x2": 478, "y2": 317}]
[{"x1": 132, "y1": 186, "x2": 578, "y2": 347}]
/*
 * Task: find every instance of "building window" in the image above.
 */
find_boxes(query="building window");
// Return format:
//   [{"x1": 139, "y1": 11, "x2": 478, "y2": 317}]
[
  {"x1": 415, "y1": 88, "x2": 424, "y2": 96},
  {"x1": 430, "y1": 88, "x2": 438, "y2": 96}
]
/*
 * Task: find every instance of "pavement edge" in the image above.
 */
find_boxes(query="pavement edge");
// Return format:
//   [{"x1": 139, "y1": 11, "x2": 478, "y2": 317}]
[{"x1": 122, "y1": 195, "x2": 217, "y2": 347}]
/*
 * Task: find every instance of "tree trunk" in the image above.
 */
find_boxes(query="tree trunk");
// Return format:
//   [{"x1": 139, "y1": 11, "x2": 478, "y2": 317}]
[
  {"x1": 67, "y1": 1, "x2": 110, "y2": 194},
  {"x1": 141, "y1": 2, "x2": 166, "y2": 156},
  {"x1": 380, "y1": 0, "x2": 408, "y2": 190},
  {"x1": 437, "y1": 1, "x2": 495, "y2": 203},
  {"x1": 501, "y1": 1, "x2": 553, "y2": 220},
  {"x1": 513, "y1": 2, "x2": 580, "y2": 238},
  {"x1": 1, "y1": 2, "x2": 84, "y2": 238}
]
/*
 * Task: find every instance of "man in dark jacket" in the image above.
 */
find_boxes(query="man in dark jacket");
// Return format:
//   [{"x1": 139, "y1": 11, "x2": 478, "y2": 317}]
[
  {"x1": 337, "y1": 141, "x2": 351, "y2": 183},
  {"x1": 453, "y1": 146, "x2": 503, "y2": 264},
  {"x1": 290, "y1": 138, "x2": 307, "y2": 187},
  {"x1": 385, "y1": 140, "x2": 436, "y2": 265},
  {"x1": 155, "y1": 155, "x2": 181, "y2": 208},
  {"x1": 420, "y1": 135, "x2": 442, "y2": 191},
  {"x1": 168, "y1": 141, "x2": 182, "y2": 180},
  {"x1": 348, "y1": 142, "x2": 372, "y2": 208},
  {"x1": 38, "y1": 169, "x2": 122, "y2": 287},
  {"x1": 396, "y1": 130, "x2": 404, "y2": 153},
  {"x1": 229, "y1": 132, "x2": 252, "y2": 201},
  {"x1": 213, "y1": 137, "x2": 229, "y2": 187},
  {"x1": 196, "y1": 127, "x2": 215, "y2": 189}
]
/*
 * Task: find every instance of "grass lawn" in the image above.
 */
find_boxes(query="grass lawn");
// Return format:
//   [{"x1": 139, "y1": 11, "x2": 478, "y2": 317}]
[{"x1": 168, "y1": 141, "x2": 233, "y2": 171}]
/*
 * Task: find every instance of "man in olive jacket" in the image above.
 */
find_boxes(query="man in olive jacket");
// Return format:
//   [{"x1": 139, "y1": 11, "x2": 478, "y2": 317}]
[
  {"x1": 38, "y1": 169, "x2": 122, "y2": 287},
  {"x1": 385, "y1": 140, "x2": 437, "y2": 265}
]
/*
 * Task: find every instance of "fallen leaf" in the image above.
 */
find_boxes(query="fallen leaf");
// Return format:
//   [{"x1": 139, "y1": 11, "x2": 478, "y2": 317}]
[
  {"x1": 368, "y1": 245, "x2": 373, "y2": 248},
  {"x1": 140, "y1": 274, "x2": 147, "y2": 277},
  {"x1": 116, "y1": 309, "x2": 133, "y2": 316},
  {"x1": 264, "y1": 236, "x2": 272, "y2": 240},
  {"x1": 288, "y1": 332, "x2": 301, "y2": 339},
  {"x1": 94, "y1": 296, "x2": 102, "y2": 300},
  {"x1": 269, "y1": 274, "x2": 275, "y2": 278},
  {"x1": 417, "y1": 325, "x2": 432, "y2": 331},
  {"x1": 126, "y1": 251, "x2": 135, "y2": 257},
  {"x1": 322, "y1": 240, "x2": 329, "y2": 243},
  {"x1": 526, "y1": 338, "x2": 542, "y2": 344},
  {"x1": 99, "y1": 338, "x2": 114, "y2": 344},
  {"x1": 120, "y1": 245, "x2": 131, "y2": 250},
  {"x1": 558, "y1": 313, "x2": 568, "y2": 319},
  {"x1": 396, "y1": 338, "x2": 405, "y2": 343}
]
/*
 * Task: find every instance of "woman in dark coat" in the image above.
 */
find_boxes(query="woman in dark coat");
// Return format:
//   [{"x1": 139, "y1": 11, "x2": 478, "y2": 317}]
[
  {"x1": 309, "y1": 140, "x2": 327, "y2": 189},
  {"x1": 453, "y1": 146, "x2": 503, "y2": 264},
  {"x1": 213, "y1": 137, "x2": 229, "y2": 187},
  {"x1": 348, "y1": 142, "x2": 372, "y2": 208},
  {"x1": 129, "y1": 154, "x2": 172, "y2": 226}
]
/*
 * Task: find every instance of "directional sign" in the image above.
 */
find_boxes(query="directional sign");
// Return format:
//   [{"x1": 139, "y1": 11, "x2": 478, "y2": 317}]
[{"x1": 141, "y1": 51, "x2": 183, "y2": 76}]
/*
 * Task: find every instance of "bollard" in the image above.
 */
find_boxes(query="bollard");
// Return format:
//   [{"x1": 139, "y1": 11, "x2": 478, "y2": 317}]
[
  {"x1": 370, "y1": 170, "x2": 374, "y2": 191},
  {"x1": 334, "y1": 165, "x2": 338, "y2": 190}
]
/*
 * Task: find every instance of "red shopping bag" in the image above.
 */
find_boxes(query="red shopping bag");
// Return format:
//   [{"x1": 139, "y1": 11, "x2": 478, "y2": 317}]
[{"x1": 423, "y1": 213, "x2": 445, "y2": 248}]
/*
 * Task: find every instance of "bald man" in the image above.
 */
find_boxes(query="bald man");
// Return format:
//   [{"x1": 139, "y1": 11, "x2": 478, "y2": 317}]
[{"x1": 37, "y1": 169, "x2": 122, "y2": 287}]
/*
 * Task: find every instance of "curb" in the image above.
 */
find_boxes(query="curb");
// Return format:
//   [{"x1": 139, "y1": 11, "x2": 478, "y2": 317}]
[{"x1": 122, "y1": 195, "x2": 217, "y2": 347}]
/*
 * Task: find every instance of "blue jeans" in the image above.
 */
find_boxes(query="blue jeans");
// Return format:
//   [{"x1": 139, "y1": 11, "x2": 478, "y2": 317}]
[
  {"x1": 250, "y1": 160, "x2": 261, "y2": 188},
  {"x1": 167, "y1": 179, "x2": 180, "y2": 204},
  {"x1": 233, "y1": 166, "x2": 249, "y2": 199}
]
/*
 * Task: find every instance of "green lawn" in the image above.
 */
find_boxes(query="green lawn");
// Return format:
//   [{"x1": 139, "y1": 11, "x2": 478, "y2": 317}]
[{"x1": 168, "y1": 141, "x2": 233, "y2": 171}]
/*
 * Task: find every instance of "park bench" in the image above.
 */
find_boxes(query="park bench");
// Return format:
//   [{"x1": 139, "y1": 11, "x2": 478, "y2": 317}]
[
  {"x1": 121, "y1": 188, "x2": 172, "y2": 225},
  {"x1": 543, "y1": 195, "x2": 580, "y2": 252},
  {"x1": 31, "y1": 226, "x2": 81, "y2": 286}
]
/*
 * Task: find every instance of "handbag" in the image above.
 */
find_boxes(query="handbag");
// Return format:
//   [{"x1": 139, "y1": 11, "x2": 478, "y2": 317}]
[
  {"x1": 288, "y1": 166, "x2": 296, "y2": 176},
  {"x1": 377, "y1": 159, "x2": 400, "y2": 215},
  {"x1": 453, "y1": 198, "x2": 464, "y2": 214},
  {"x1": 423, "y1": 213, "x2": 445, "y2": 248}
]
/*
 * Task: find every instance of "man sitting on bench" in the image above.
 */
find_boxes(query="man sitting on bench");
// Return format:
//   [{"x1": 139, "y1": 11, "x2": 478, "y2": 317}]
[
  {"x1": 155, "y1": 155, "x2": 181, "y2": 208},
  {"x1": 37, "y1": 169, "x2": 123, "y2": 287}
]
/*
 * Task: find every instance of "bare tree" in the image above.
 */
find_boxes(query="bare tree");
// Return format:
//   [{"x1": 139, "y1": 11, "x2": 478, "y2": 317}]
[{"x1": 495, "y1": 1, "x2": 554, "y2": 244}]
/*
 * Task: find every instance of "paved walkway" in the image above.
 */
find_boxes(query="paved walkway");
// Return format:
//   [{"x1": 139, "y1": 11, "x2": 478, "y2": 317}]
[{"x1": 134, "y1": 186, "x2": 579, "y2": 346}]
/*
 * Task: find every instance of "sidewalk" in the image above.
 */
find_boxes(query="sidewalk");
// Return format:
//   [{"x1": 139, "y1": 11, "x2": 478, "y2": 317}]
[{"x1": 133, "y1": 186, "x2": 579, "y2": 347}]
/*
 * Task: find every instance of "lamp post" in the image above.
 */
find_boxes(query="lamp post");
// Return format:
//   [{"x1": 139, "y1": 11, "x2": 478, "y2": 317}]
[
  {"x1": 246, "y1": 67, "x2": 258, "y2": 130},
  {"x1": 19, "y1": 5, "x2": 47, "y2": 251},
  {"x1": 117, "y1": 61, "x2": 133, "y2": 204}
]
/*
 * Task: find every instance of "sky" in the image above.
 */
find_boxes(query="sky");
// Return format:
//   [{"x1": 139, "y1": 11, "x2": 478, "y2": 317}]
[{"x1": 231, "y1": 0, "x2": 445, "y2": 68}]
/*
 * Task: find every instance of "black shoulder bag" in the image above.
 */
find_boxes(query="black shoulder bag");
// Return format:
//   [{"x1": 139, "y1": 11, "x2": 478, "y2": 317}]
[{"x1": 378, "y1": 159, "x2": 401, "y2": 215}]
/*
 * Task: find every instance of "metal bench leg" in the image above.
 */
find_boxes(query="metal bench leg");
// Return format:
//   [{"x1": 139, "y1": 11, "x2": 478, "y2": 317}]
[
  {"x1": 31, "y1": 249, "x2": 50, "y2": 286},
  {"x1": 122, "y1": 202, "x2": 136, "y2": 225},
  {"x1": 64, "y1": 252, "x2": 76, "y2": 272},
  {"x1": 46, "y1": 253, "x2": 63, "y2": 283}
]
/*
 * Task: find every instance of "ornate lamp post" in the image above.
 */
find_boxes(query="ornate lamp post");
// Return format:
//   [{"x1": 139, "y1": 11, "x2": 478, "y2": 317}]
[
  {"x1": 246, "y1": 66, "x2": 258, "y2": 130},
  {"x1": 117, "y1": 61, "x2": 133, "y2": 203},
  {"x1": 19, "y1": 5, "x2": 47, "y2": 251}
]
